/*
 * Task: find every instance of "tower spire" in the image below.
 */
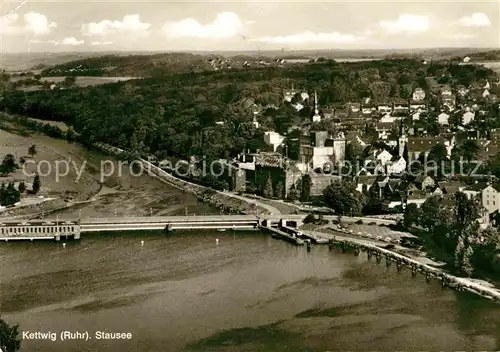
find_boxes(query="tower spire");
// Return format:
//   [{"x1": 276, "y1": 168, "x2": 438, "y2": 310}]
[
  {"x1": 312, "y1": 90, "x2": 321, "y2": 122},
  {"x1": 314, "y1": 91, "x2": 318, "y2": 113}
]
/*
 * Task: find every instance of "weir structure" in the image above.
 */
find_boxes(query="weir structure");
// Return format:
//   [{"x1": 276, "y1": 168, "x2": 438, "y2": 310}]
[
  {"x1": 0, "y1": 214, "x2": 396, "y2": 242},
  {"x1": 0, "y1": 214, "x2": 308, "y2": 241}
]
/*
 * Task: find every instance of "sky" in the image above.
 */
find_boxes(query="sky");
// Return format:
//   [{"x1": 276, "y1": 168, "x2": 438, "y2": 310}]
[{"x1": 0, "y1": 0, "x2": 499, "y2": 52}]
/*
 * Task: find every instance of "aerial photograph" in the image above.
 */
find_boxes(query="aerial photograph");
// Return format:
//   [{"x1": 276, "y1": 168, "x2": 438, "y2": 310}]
[{"x1": 1, "y1": 0, "x2": 500, "y2": 351}]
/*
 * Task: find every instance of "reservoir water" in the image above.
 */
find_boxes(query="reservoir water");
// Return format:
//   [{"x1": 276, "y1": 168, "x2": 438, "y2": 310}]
[{"x1": 1, "y1": 231, "x2": 500, "y2": 351}]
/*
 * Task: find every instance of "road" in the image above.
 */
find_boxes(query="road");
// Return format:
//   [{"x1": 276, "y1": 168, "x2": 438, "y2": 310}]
[{"x1": 223, "y1": 192, "x2": 282, "y2": 215}]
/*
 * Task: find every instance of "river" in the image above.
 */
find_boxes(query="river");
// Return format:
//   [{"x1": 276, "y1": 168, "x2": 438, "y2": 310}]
[{"x1": 1, "y1": 231, "x2": 500, "y2": 351}]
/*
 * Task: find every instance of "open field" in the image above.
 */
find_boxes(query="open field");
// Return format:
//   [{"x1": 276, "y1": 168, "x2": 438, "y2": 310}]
[
  {"x1": 39, "y1": 76, "x2": 139, "y2": 87},
  {"x1": 481, "y1": 61, "x2": 500, "y2": 73}
]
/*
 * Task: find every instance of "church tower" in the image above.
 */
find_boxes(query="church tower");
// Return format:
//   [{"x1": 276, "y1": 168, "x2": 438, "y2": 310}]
[{"x1": 312, "y1": 91, "x2": 321, "y2": 122}]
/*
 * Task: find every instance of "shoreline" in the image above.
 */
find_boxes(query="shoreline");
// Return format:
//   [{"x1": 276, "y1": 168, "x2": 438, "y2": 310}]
[
  {"x1": 313, "y1": 228, "x2": 500, "y2": 304},
  {"x1": 91, "y1": 142, "x2": 271, "y2": 216}
]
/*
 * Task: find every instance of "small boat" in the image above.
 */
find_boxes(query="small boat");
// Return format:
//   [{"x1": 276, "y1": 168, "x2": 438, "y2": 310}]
[{"x1": 217, "y1": 228, "x2": 227, "y2": 232}]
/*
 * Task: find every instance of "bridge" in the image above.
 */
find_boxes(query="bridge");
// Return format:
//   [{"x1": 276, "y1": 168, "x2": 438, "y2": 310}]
[{"x1": 0, "y1": 214, "x2": 396, "y2": 241}]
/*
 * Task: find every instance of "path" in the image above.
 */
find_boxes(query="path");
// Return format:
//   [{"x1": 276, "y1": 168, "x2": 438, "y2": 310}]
[{"x1": 223, "y1": 192, "x2": 281, "y2": 215}]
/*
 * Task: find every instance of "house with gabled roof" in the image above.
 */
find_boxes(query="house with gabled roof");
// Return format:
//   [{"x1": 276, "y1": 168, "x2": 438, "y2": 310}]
[
  {"x1": 481, "y1": 183, "x2": 500, "y2": 214},
  {"x1": 462, "y1": 181, "x2": 489, "y2": 199},
  {"x1": 377, "y1": 102, "x2": 392, "y2": 114},
  {"x1": 387, "y1": 156, "x2": 406, "y2": 175},
  {"x1": 393, "y1": 99, "x2": 409, "y2": 113},
  {"x1": 361, "y1": 104, "x2": 375, "y2": 115},
  {"x1": 410, "y1": 100, "x2": 426, "y2": 112},
  {"x1": 406, "y1": 136, "x2": 444, "y2": 161},
  {"x1": 412, "y1": 88, "x2": 426, "y2": 101}
]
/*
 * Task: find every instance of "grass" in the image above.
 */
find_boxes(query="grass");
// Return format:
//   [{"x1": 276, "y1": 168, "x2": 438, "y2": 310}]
[
  {"x1": 40, "y1": 76, "x2": 138, "y2": 87},
  {"x1": 0, "y1": 115, "x2": 212, "y2": 219}
]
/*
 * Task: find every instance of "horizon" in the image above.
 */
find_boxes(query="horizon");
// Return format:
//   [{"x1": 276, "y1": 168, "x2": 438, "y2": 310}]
[{"x1": 1, "y1": 46, "x2": 499, "y2": 55}]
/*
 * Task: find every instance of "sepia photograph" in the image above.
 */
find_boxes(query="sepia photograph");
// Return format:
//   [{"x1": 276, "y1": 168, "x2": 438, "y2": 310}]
[{"x1": 1, "y1": 0, "x2": 500, "y2": 350}]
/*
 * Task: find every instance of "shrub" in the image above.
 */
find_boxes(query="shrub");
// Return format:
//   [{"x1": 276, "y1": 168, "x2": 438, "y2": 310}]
[
  {"x1": 355, "y1": 220, "x2": 363, "y2": 224},
  {"x1": 303, "y1": 213, "x2": 316, "y2": 224}
]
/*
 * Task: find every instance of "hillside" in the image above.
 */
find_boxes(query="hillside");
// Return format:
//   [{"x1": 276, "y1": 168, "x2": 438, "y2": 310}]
[{"x1": 1, "y1": 58, "x2": 497, "y2": 167}]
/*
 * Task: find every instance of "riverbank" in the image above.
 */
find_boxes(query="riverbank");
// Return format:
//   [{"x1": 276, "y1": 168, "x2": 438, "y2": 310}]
[
  {"x1": 91, "y1": 142, "x2": 272, "y2": 216},
  {"x1": 304, "y1": 225, "x2": 500, "y2": 304},
  {"x1": 0, "y1": 114, "x2": 219, "y2": 219}
]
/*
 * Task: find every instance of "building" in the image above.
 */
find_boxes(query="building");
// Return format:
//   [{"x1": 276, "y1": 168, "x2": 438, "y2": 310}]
[
  {"x1": 404, "y1": 136, "x2": 444, "y2": 161},
  {"x1": 387, "y1": 156, "x2": 407, "y2": 174},
  {"x1": 462, "y1": 182, "x2": 488, "y2": 200},
  {"x1": 462, "y1": 108, "x2": 475, "y2": 125},
  {"x1": 481, "y1": 184, "x2": 500, "y2": 214},
  {"x1": 393, "y1": 100, "x2": 409, "y2": 113},
  {"x1": 264, "y1": 132, "x2": 285, "y2": 152},
  {"x1": 377, "y1": 103, "x2": 392, "y2": 114},
  {"x1": 438, "y1": 112, "x2": 450, "y2": 125},
  {"x1": 375, "y1": 149, "x2": 394, "y2": 166},
  {"x1": 412, "y1": 88, "x2": 426, "y2": 101},
  {"x1": 309, "y1": 174, "x2": 342, "y2": 197},
  {"x1": 346, "y1": 102, "x2": 361, "y2": 113},
  {"x1": 254, "y1": 153, "x2": 303, "y2": 199},
  {"x1": 361, "y1": 104, "x2": 375, "y2": 115},
  {"x1": 380, "y1": 113, "x2": 396, "y2": 123},
  {"x1": 283, "y1": 84, "x2": 297, "y2": 102},
  {"x1": 410, "y1": 100, "x2": 426, "y2": 112},
  {"x1": 442, "y1": 94, "x2": 456, "y2": 110},
  {"x1": 299, "y1": 131, "x2": 346, "y2": 169},
  {"x1": 312, "y1": 91, "x2": 321, "y2": 122}
]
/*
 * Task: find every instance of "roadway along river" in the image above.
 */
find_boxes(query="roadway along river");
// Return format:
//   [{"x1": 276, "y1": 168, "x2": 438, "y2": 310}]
[{"x1": 1, "y1": 231, "x2": 500, "y2": 351}]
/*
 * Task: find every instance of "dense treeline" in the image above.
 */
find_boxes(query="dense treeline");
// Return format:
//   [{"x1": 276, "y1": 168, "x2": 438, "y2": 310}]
[
  {"x1": 404, "y1": 193, "x2": 500, "y2": 278},
  {"x1": 42, "y1": 53, "x2": 236, "y2": 77},
  {"x1": 1, "y1": 59, "x2": 497, "y2": 163}
]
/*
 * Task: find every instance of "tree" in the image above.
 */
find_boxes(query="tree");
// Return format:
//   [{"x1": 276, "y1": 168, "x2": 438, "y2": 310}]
[
  {"x1": 32, "y1": 174, "x2": 41, "y2": 194},
  {"x1": 300, "y1": 174, "x2": 311, "y2": 203},
  {"x1": 419, "y1": 196, "x2": 442, "y2": 232},
  {"x1": 66, "y1": 126, "x2": 75, "y2": 142},
  {"x1": 344, "y1": 142, "x2": 363, "y2": 164},
  {"x1": 0, "y1": 317, "x2": 21, "y2": 352},
  {"x1": 323, "y1": 181, "x2": 364, "y2": 216},
  {"x1": 427, "y1": 143, "x2": 448, "y2": 179},
  {"x1": 287, "y1": 184, "x2": 299, "y2": 201},
  {"x1": 403, "y1": 203, "x2": 420, "y2": 228},
  {"x1": 28, "y1": 145, "x2": 37, "y2": 158},
  {"x1": 0, "y1": 154, "x2": 17, "y2": 174},
  {"x1": 459, "y1": 140, "x2": 480, "y2": 165},
  {"x1": 263, "y1": 175, "x2": 273, "y2": 198},
  {"x1": 275, "y1": 181, "x2": 284, "y2": 199},
  {"x1": 18, "y1": 181, "x2": 25, "y2": 194},
  {"x1": 63, "y1": 76, "x2": 76, "y2": 87},
  {"x1": 451, "y1": 192, "x2": 480, "y2": 276}
]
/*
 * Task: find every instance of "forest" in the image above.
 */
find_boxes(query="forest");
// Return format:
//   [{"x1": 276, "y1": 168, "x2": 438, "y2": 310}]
[{"x1": 0, "y1": 58, "x2": 498, "y2": 165}]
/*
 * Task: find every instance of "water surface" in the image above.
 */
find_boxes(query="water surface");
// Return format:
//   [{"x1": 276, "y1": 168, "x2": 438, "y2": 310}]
[{"x1": 1, "y1": 231, "x2": 499, "y2": 351}]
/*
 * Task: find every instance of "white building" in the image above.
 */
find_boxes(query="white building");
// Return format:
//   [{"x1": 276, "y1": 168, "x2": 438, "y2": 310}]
[
  {"x1": 387, "y1": 156, "x2": 407, "y2": 174},
  {"x1": 380, "y1": 113, "x2": 396, "y2": 123},
  {"x1": 264, "y1": 131, "x2": 285, "y2": 152},
  {"x1": 376, "y1": 149, "x2": 394, "y2": 166},
  {"x1": 412, "y1": 88, "x2": 426, "y2": 101},
  {"x1": 462, "y1": 108, "x2": 475, "y2": 125},
  {"x1": 438, "y1": 112, "x2": 450, "y2": 125}
]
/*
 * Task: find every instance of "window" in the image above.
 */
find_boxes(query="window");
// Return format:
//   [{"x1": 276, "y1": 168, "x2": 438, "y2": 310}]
[{"x1": 487, "y1": 200, "x2": 489, "y2": 205}]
